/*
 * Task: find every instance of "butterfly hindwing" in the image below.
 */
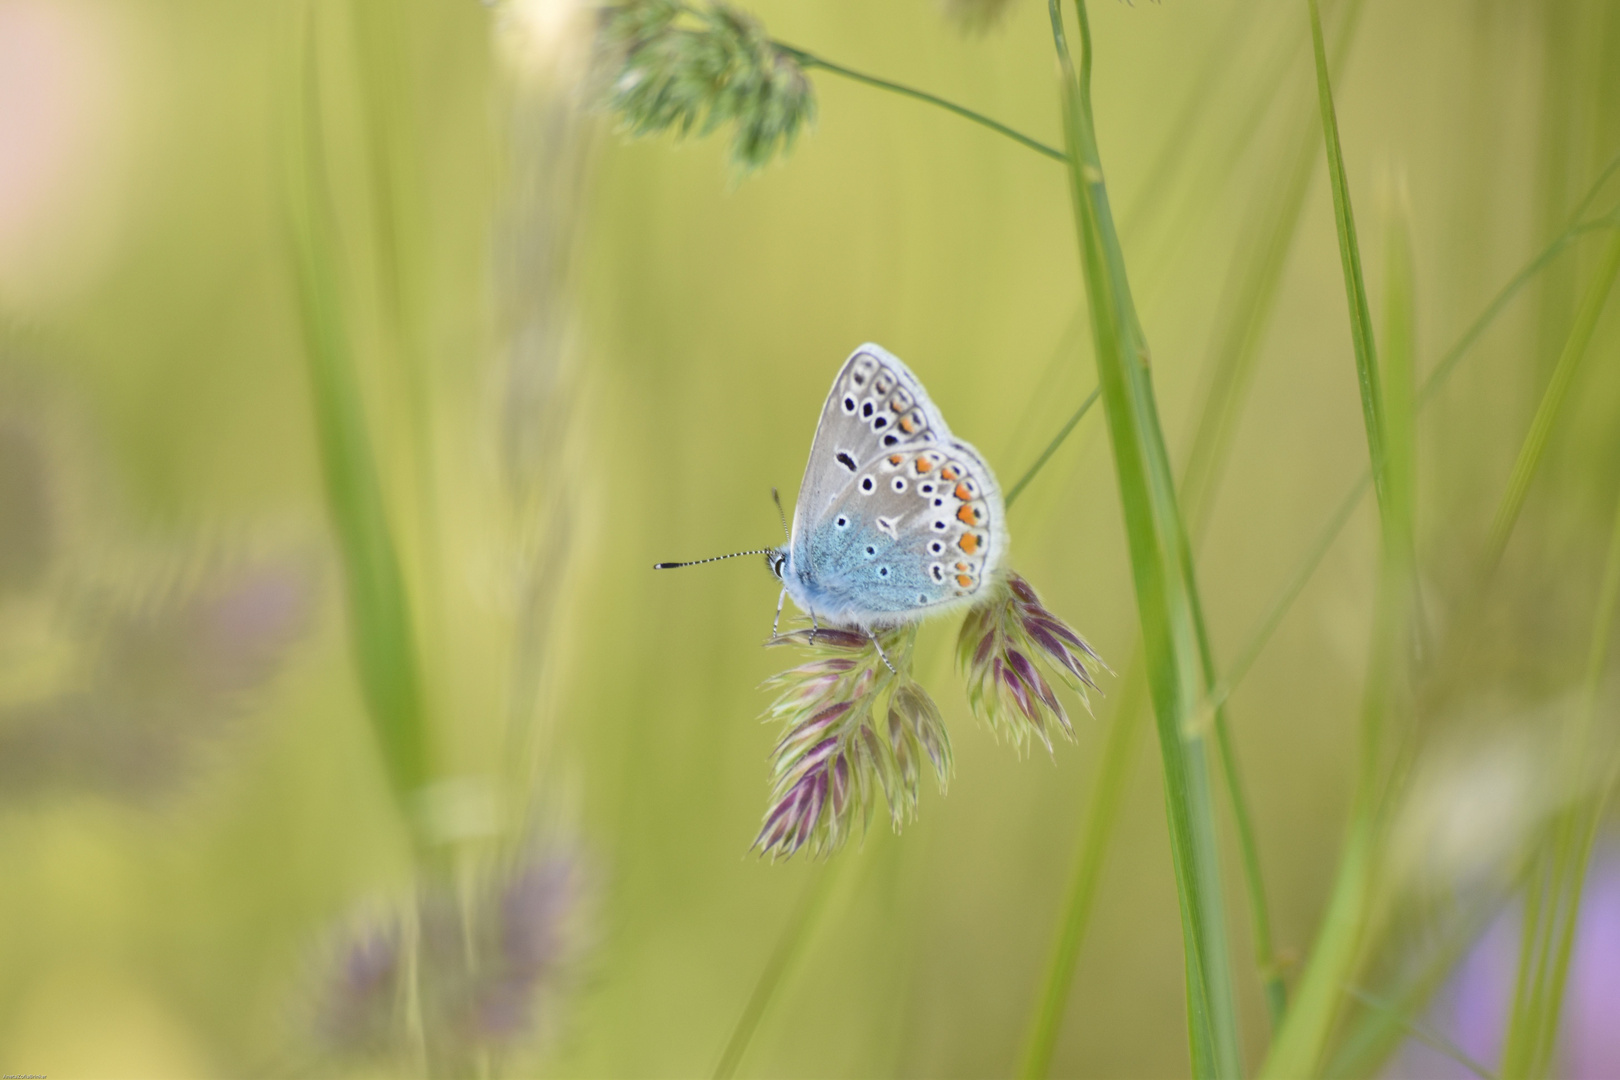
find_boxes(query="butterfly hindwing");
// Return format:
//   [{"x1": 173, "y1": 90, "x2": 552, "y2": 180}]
[{"x1": 797, "y1": 440, "x2": 1002, "y2": 622}]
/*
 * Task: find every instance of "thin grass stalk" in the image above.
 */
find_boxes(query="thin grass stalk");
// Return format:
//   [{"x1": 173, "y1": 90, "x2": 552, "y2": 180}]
[
  {"x1": 1342, "y1": 988, "x2": 1498, "y2": 1080},
  {"x1": 1259, "y1": 2, "x2": 1407, "y2": 1073},
  {"x1": 1047, "y1": 2, "x2": 1241, "y2": 1075},
  {"x1": 1178, "y1": 0, "x2": 1369, "y2": 541},
  {"x1": 286, "y1": 9, "x2": 434, "y2": 830},
  {"x1": 1018, "y1": 662, "x2": 1150, "y2": 1078},
  {"x1": 1022, "y1": 11, "x2": 1379, "y2": 1054},
  {"x1": 713, "y1": 858, "x2": 848, "y2": 1079},
  {"x1": 1482, "y1": 232, "x2": 1620, "y2": 575},
  {"x1": 1499, "y1": 490, "x2": 1620, "y2": 1078},
  {"x1": 1004, "y1": 388, "x2": 1100, "y2": 509},
  {"x1": 1321, "y1": 901, "x2": 1493, "y2": 1078}
]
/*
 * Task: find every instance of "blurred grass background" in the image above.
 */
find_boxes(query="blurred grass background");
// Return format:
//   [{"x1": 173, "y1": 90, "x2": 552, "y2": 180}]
[{"x1": 0, "y1": 0, "x2": 1618, "y2": 1076}]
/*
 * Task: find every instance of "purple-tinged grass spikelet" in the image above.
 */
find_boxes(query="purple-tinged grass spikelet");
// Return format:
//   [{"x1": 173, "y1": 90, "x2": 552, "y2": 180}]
[
  {"x1": 755, "y1": 626, "x2": 949, "y2": 859},
  {"x1": 957, "y1": 572, "x2": 1107, "y2": 756}
]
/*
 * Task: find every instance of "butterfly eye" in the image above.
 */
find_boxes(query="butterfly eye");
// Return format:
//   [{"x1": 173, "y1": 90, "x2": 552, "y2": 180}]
[{"x1": 860, "y1": 477, "x2": 875, "y2": 493}]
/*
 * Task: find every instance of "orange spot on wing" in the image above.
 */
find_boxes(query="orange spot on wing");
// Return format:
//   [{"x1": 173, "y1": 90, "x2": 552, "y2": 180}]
[
  {"x1": 954, "y1": 482, "x2": 972, "y2": 501},
  {"x1": 957, "y1": 533, "x2": 979, "y2": 555},
  {"x1": 900, "y1": 416, "x2": 917, "y2": 433},
  {"x1": 956, "y1": 574, "x2": 974, "y2": 588},
  {"x1": 940, "y1": 466, "x2": 959, "y2": 481},
  {"x1": 955, "y1": 562, "x2": 968, "y2": 572},
  {"x1": 889, "y1": 454, "x2": 905, "y2": 465},
  {"x1": 914, "y1": 457, "x2": 934, "y2": 475},
  {"x1": 957, "y1": 504, "x2": 980, "y2": 525}
]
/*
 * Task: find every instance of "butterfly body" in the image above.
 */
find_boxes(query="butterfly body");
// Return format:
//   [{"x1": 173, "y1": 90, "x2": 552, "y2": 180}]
[{"x1": 770, "y1": 344, "x2": 1007, "y2": 630}]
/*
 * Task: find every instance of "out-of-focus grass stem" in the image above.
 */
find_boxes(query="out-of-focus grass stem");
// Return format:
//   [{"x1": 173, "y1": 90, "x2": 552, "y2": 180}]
[
  {"x1": 770, "y1": 44, "x2": 1067, "y2": 163},
  {"x1": 1500, "y1": 489, "x2": 1620, "y2": 1078},
  {"x1": 286, "y1": 9, "x2": 434, "y2": 841},
  {"x1": 1042, "y1": 2, "x2": 1242, "y2": 1075},
  {"x1": 1481, "y1": 232, "x2": 1620, "y2": 576},
  {"x1": 713, "y1": 857, "x2": 850, "y2": 1079}
]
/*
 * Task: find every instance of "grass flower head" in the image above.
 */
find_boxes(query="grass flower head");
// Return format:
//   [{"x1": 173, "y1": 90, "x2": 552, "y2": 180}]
[
  {"x1": 957, "y1": 572, "x2": 1105, "y2": 755},
  {"x1": 596, "y1": 0, "x2": 815, "y2": 172},
  {"x1": 756, "y1": 626, "x2": 950, "y2": 859}
]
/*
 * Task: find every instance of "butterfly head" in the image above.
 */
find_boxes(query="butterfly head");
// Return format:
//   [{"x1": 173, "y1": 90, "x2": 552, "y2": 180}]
[{"x1": 766, "y1": 547, "x2": 788, "y2": 581}]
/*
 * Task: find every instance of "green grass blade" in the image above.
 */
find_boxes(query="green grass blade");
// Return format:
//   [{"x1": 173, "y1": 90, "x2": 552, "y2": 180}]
[
  {"x1": 1306, "y1": 0, "x2": 1389, "y2": 522},
  {"x1": 1043, "y1": 2, "x2": 1242, "y2": 1075},
  {"x1": 286, "y1": 10, "x2": 433, "y2": 826},
  {"x1": 1482, "y1": 232, "x2": 1620, "y2": 575},
  {"x1": 1260, "y1": 3, "x2": 1405, "y2": 1073}
]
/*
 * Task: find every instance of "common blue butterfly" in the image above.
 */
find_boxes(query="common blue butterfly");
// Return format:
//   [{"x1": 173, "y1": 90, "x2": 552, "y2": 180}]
[{"x1": 658, "y1": 344, "x2": 1007, "y2": 636}]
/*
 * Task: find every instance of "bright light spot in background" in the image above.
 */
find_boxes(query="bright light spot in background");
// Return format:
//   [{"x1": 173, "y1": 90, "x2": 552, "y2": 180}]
[
  {"x1": 0, "y1": 1, "x2": 135, "y2": 313},
  {"x1": 495, "y1": 0, "x2": 591, "y2": 85}
]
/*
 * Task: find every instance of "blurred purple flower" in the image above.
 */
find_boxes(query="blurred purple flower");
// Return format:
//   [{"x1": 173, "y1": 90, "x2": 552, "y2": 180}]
[
  {"x1": 0, "y1": 563, "x2": 310, "y2": 800},
  {"x1": 0, "y1": 412, "x2": 311, "y2": 801},
  {"x1": 956, "y1": 572, "x2": 1105, "y2": 755},
  {"x1": 1389, "y1": 848, "x2": 1620, "y2": 1079},
  {"x1": 318, "y1": 844, "x2": 588, "y2": 1063}
]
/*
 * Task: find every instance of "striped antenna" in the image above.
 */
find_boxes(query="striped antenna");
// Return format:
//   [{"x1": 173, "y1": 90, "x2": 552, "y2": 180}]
[{"x1": 654, "y1": 548, "x2": 774, "y2": 570}]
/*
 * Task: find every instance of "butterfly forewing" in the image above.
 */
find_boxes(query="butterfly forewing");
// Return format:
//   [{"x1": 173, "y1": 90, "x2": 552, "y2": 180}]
[{"x1": 792, "y1": 345, "x2": 951, "y2": 543}]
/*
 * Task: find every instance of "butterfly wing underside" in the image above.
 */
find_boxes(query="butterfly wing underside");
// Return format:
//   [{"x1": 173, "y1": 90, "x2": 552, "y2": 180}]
[{"x1": 788, "y1": 344, "x2": 1006, "y2": 625}]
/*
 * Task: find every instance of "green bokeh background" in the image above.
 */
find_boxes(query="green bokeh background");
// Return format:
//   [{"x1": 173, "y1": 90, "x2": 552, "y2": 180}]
[{"x1": 1, "y1": 0, "x2": 1617, "y2": 1075}]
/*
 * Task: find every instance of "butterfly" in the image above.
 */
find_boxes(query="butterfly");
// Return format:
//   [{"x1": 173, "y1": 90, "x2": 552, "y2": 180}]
[{"x1": 658, "y1": 344, "x2": 1007, "y2": 641}]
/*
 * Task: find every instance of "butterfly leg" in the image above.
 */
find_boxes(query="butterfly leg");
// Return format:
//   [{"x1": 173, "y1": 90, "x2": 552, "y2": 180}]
[
  {"x1": 772, "y1": 587, "x2": 786, "y2": 637},
  {"x1": 868, "y1": 628, "x2": 896, "y2": 673},
  {"x1": 809, "y1": 610, "x2": 819, "y2": 645}
]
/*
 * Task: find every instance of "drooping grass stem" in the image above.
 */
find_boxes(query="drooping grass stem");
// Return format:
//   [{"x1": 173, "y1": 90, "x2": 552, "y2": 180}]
[{"x1": 772, "y1": 43, "x2": 1068, "y2": 164}]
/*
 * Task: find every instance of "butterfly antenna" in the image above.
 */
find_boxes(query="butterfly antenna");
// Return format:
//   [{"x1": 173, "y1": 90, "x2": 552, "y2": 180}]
[
  {"x1": 653, "y1": 548, "x2": 774, "y2": 570},
  {"x1": 771, "y1": 487, "x2": 789, "y2": 541}
]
